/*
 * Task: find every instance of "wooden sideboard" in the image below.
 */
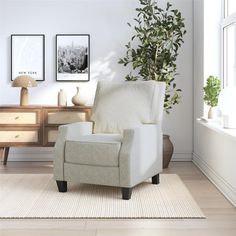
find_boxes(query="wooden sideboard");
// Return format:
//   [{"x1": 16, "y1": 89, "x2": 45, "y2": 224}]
[{"x1": 0, "y1": 105, "x2": 92, "y2": 165}]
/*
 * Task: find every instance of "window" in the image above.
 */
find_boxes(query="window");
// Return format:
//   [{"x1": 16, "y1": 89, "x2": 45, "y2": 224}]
[
  {"x1": 225, "y1": 0, "x2": 236, "y2": 17},
  {"x1": 222, "y1": 0, "x2": 236, "y2": 87},
  {"x1": 223, "y1": 23, "x2": 235, "y2": 87}
]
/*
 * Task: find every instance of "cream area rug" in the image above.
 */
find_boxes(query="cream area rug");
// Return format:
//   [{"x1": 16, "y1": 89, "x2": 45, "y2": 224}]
[{"x1": 0, "y1": 174, "x2": 204, "y2": 219}]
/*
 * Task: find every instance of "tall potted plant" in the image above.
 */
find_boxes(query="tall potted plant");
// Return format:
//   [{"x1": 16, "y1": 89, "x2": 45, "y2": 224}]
[{"x1": 118, "y1": 0, "x2": 186, "y2": 168}]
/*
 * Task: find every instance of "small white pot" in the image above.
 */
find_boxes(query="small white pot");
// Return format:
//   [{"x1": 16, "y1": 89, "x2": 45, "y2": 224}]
[{"x1": 208, "y1": 106, "x2": 217, "y2": 119}]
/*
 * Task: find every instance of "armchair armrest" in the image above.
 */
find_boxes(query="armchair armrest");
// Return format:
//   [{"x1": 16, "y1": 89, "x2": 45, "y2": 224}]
[
  {"x1": 56, "y1": 122, "x2": 93, "y2": 141},
  {"x1": 119, "y1": 124, "x2": 162, "y2": 187},
  {"x1": 53, "y1": 122, "x2": 93, "y2": 180}
]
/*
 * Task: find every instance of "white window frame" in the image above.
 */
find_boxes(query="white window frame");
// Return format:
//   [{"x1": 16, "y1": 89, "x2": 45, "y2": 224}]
[{"x1": 221, "y1": 0, "x2": 236, "y2": 87}]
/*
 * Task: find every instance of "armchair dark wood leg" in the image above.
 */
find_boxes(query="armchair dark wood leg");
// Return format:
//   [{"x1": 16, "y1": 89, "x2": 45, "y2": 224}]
[
  {"x1": 152, "y1": 174, "x2": 160, "y2": 184},
  {"x1": 121, "y1": 187, "x2": 132, "y2": 200},
  {"x1": 56, "y1": 180, "x2": 67, "y2": 192},
  {"x1": 0, "y1": 147, "x2": 10, "y2": 165}
]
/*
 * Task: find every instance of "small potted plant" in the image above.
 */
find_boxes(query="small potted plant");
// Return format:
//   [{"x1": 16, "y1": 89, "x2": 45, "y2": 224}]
[{"x1": 203, "y1": 75, "x2": 221, "y2": 119}]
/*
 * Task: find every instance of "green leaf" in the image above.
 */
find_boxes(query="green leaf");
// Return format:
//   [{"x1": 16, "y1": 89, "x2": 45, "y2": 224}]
[
  {"x1": 203, "y1": 76, "x2": 221, "y2": 107},
  {"x1": 118, "y1": 0, "x2": 186, "y2": 114}
]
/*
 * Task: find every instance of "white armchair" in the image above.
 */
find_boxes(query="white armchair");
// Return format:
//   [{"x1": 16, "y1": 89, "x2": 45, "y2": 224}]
[{"x1": 53, "y1": 81, "x2": 166, "y2": 200}]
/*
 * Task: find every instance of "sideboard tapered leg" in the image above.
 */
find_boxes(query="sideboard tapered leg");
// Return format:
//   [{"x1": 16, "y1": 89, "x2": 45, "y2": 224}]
[{"x1": 0, "y1": 147, "x2": 10, "y2": 165}]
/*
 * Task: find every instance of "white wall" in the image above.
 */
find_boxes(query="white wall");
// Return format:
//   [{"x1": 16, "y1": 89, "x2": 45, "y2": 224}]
[
  {"x1": 193, "y1": 0, "x2": 204, "y2": 121},
  {"x1": 162, "y1": 0, "x2": 193, "y2": 161},
  {"x1": 193, "y1": 0, "x2": 236, "y2": 206},
  {"x1": 194, "y1": 122, "x2": 236, "y2": 206},
  {"x1": 193, "y1": 0, "x2": 221, "y2": 120},
  {"x1": 0, "y1": 0, "x2": 193, "y2": 161}
]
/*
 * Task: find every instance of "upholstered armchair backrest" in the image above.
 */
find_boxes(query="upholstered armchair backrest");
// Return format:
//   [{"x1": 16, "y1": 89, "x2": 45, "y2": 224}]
[{"x1": 91, "y1": 81, "x2": 166, "y2": 134}]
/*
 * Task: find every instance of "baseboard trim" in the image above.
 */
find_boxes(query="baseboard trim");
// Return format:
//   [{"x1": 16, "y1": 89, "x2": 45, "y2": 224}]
[
  {"x1": 193, "y1": 153, "x2": 236, "y2": 207},
  {"x1": 7, "y1": 152, "x2": 192, "y2": 162},
  {"x1": 8, "y1": 153, "x2": 53, "y2": 162},
  {"x1": 172, "y1": 153, "x2": 192, "y2": 161}
]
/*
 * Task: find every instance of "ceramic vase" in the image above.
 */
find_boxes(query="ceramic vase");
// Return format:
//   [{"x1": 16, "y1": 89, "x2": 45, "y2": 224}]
[
  {"x1": 163, "y1": 134, "x2": 174, "y2": 169},
  {"x1": 58, "y1": 89, "x2": 67, "y2": 106},
  {"x1": 71, "y1": 87, "x2": 87, "y2": 106}
]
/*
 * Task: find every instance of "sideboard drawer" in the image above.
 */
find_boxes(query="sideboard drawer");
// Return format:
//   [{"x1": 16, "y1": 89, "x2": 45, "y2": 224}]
[
  {"x1": 0, "y1": 106, "x2": 92, "y2": 164},
  {"x1": 0, "y1": 130, "x2": 39, "y2": 143},
  {"x1": 47, "y1": 129, "x2": 58, "y2": 143},
  {"x1": 0, "y1": 112, "x2": 38, "y2": 125},
  {"x1": 47, "y1": 111, "x2": 86, "y2": 124}
]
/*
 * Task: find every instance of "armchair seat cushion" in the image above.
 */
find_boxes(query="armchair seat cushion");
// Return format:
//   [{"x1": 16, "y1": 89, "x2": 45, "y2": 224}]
[{"x1": 65, "y1": 134, "x2": 122, "y2": 167}]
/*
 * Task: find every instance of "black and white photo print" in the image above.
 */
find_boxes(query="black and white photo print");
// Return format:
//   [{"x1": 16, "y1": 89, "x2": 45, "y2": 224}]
[{"x1": 56, "y1": 34, "x2": 90, "y2": 81}]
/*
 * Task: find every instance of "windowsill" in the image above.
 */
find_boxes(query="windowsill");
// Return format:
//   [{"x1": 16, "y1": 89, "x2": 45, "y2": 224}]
[{"x1": 196, "y1": 118, "x2": 236, "y2": 141}]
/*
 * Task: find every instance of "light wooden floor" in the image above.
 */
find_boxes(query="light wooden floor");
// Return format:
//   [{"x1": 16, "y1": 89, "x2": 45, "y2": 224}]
[{"x1": 0, "y1": 161, "x2": 236, "y2": 236}]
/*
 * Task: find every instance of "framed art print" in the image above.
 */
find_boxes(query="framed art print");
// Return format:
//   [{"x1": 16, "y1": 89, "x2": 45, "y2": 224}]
[
  {"x1": 11, "y1": 34, "x2": 45, "y2": 81},
  {"x1": 56, "y1": 34, "x2": 90, "y2": 82}
]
